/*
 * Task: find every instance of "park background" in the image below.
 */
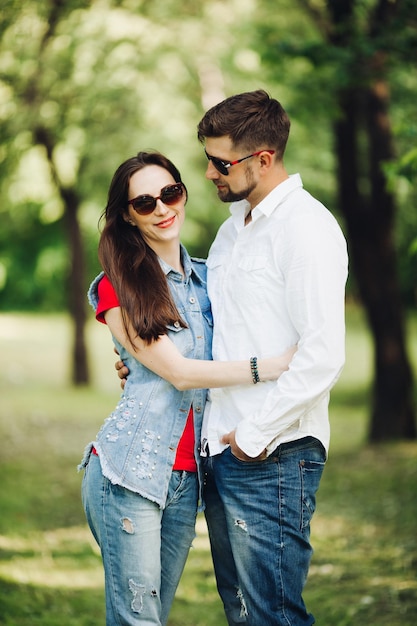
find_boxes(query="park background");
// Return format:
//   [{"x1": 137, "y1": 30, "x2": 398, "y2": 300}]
[{"x1": 0, "y1": 1, "x2": 416, "y2": 624}]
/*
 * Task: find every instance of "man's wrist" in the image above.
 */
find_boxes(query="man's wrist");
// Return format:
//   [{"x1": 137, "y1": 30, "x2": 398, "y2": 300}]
[{"x1": 250, "y1": 356, "x2": 260, "y2": 384}]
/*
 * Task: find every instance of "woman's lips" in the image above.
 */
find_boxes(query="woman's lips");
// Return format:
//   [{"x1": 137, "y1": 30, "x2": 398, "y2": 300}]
[{"x1": 156, "y1": 215, "x2": 176, "y2": 228}]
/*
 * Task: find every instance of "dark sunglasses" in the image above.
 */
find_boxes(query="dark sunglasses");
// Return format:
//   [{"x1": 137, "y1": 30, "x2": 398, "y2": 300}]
[
  {"x1": 204, "y1": 149, "x2": 275, "y2": 176},
  {"x1": 128, "y1": 183, "x2": 185, "y2": 215}
]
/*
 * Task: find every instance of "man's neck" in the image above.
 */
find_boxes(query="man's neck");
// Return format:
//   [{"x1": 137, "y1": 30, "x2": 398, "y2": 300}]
[
  {"x1": 247, "y1": 169, "x2": 289, "y2": 211},
  {"x1": 244, "y1": 211, "x2": 252, "y2": 226}
]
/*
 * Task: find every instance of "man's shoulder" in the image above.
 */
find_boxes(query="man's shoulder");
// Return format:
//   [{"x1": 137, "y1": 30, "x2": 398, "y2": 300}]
[{"x1": 211, "y1": 214, "x2": 236, "y2": 244}]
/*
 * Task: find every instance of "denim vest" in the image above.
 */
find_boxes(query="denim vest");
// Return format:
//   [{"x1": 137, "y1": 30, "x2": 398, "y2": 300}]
[{"x1": 79, "y1": 245, "x2": 212, "y2": 509}]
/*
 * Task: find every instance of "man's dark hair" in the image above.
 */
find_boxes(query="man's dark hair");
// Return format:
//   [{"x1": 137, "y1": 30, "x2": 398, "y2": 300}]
[{"x1": 197, "y1": 89, "x2": 291, "y2": 160}]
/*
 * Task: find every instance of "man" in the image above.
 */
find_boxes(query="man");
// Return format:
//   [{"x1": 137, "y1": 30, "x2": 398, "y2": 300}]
[
  {"x1": 117, "y1": 90, "x2": 348, "y2": 625},
  {"x1": 197, "y1": 90, "x2": 348, "y2": 626}
]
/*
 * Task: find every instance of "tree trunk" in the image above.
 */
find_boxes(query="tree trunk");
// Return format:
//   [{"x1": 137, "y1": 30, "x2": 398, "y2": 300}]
[
  {"x1": 25, "y1": 0, "x2": 90, "y2": 386},
  {"x1": 325, "y1": 0, "x2": 416, "y2": 440},
  {"x1": 62, "y1": 188, "x2": 90, "y2": 385},
  {"x1": 34, "y1": 126, "x2": 90, "y2": 386},
  {"x1": 334, "y1": 84, "x2": 415, "y2": 440}
]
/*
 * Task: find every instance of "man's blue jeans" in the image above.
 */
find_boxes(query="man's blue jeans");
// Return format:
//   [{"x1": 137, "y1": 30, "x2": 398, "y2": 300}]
[
  {"x1": 82, "y1": 453, "x2": 198, "y2": 625},
  {"x1": 203, "y1": 436, "x2": 326, "y2": 626}
]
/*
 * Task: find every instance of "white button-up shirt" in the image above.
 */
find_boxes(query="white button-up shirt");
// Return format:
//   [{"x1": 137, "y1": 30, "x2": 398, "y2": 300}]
[{"x1": 203, "y1": 174, "x2": 348, "y2": 458}]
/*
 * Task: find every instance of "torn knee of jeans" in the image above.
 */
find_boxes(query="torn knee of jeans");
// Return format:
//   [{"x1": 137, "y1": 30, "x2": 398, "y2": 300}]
[
  {"x1": 237, "y1": 587, "x2": 248, "y2": 618},
  {"x1": 128, "y1": 580, "x2": 159, "y2": 614},
  {"x1": 121, "y1": 517, "x2": 135, "y2": 534},
  {"x1": 129, "y1": 579, "x2": 145, "y2": 613},
  {"x1": 234, "y1": 518, "x2": 248, "y2": 532}
]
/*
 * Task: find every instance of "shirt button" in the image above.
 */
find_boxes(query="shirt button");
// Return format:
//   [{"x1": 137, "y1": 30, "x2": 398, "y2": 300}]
[
  {"x1": 189, "y1": 297, "x2": 196, "y2": 304},
  {"x1": 174, "y1": 321, "x2": 180, "y2": 328}
]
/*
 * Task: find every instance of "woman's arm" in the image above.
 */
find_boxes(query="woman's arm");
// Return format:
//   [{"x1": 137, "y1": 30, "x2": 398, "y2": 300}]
[{"x1": 105, "y1": 306, "x2": 296, "y2": 391}]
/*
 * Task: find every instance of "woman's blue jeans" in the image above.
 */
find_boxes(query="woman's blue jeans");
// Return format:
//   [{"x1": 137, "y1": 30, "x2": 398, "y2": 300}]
[
  {"x1": 203, "y1": 437, "x2": 326, "y2": 626},
  {"x1": 81, "y1": 453, "x2": 198, "y2": 625}
]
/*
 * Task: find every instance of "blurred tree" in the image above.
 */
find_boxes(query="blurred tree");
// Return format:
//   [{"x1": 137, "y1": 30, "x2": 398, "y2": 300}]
[
  {"x1": 256, "y1": 0, "x2": 417, "y2": 440},
  {"x1": 1, "y1": 0, "x2": 92, "y2": 383},
  {"x1": 0, "y1": 0, "x2": 258, "y2": 383},
  {"x1": 0, "y1": 0, "x2": 170, "y2": 383}
]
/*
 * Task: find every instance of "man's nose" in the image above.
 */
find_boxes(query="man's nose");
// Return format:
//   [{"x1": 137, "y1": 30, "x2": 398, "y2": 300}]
[{"x1": 205, "y1": 160, "x2": 219, "y2": 179}]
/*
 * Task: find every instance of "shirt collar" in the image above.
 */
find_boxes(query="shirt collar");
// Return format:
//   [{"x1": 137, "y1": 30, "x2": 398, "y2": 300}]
[
  {"x1": 158, "y1": 244, "x2": 194, "y2": 282},
  {"x1": 230, "y1": 173, "x2": 303, "y2": 226}
]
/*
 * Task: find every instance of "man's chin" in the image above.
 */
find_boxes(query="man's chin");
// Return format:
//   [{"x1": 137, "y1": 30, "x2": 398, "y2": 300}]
[
  {"x1": 217, "y1": 182, "x2": 256, "y2": 204},
  {"x1": 217, "y1": 188, "x2": 230, "y2": 202},
  {"x1": 217, "y1": 187, "x2": 244, "y2": 203}
]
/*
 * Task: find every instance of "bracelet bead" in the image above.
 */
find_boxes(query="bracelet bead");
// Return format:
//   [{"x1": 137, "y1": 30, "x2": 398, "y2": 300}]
[{"x1": 250, "y1": 356, "x2": 260, "y2": 384}]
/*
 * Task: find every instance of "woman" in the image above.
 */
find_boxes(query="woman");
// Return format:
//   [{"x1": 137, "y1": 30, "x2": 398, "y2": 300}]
[{"x1": 80, "y1": 151, "x2": 294, "y2": 626}]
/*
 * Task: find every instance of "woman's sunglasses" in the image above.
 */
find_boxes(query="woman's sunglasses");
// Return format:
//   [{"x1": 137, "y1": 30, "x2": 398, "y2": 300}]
[
  {"x1": 204, "y1": 149, "x2": 275, "y2": 176},
  {"x1": 128, "y1": 183, "x2": 185, "y2": 215}
]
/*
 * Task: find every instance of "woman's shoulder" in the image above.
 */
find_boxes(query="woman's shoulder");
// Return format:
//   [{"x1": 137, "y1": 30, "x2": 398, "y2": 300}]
[{"x1": 87, "y1": 271, "x2": 105, "y2": 310}]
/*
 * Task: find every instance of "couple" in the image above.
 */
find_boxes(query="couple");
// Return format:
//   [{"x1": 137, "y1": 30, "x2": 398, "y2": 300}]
[{"x1": 80, "y1": 90, "x2": 348, "y2": 626}]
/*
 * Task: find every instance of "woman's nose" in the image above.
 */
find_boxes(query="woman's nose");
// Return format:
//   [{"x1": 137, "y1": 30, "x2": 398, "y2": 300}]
[{"x1": 154, "y1": 199, "x2": 170, "y2": 214}]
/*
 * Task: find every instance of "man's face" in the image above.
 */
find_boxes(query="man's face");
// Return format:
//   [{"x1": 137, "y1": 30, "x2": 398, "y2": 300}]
[{"x1": 204, "y1": 136, "x2": 258, "y2": 204}]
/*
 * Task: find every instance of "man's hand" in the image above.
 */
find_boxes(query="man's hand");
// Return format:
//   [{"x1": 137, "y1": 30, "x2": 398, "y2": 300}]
[
  {"x1": 114, "y1": 348, "x2": 129, "y2": 390},
  {"x1": 221, "y1": 430, "x2": 267, "y2": 462}
]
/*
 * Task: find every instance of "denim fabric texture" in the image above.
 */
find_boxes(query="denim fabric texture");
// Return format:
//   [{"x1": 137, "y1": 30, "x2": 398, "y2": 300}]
[
  {"x1": 79, "y1": 245, "x2": 213, "y2": 624},
  {"x1": 82, "y1": 453, "x2": 198, "y2": 625},
  {"x1": 203, "y1": 437, "x2": 325, "y2": 626}
]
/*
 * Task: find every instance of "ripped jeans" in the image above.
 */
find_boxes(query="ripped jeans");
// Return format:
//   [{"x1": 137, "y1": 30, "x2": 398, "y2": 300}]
[
  {"x1": 203, "y1": 437, "x2": 326, "y2": 626},
  {"x1": 81, "y1": 453, "x2": 198, "y2": 625}
]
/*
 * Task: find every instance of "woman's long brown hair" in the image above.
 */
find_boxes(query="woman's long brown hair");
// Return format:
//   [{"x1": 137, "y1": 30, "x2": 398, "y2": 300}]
[{"x1": 98, "y1": 151, "x2": 187, "y2": 345}]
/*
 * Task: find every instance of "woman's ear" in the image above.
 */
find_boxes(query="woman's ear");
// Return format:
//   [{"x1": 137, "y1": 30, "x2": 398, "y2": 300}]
[{"x1": 123, "y1": 214, "x2": 135, "y2": 226}]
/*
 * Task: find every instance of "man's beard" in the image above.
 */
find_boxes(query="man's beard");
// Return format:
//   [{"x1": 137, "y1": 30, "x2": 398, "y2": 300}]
[{"x1": 216, "y1": 169, "x2": 256, "y2": 203}]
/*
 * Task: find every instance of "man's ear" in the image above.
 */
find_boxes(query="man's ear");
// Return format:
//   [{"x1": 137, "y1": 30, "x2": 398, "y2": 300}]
[{"x1": 259, "y1": 150, "x2": 275, "y2": 170}]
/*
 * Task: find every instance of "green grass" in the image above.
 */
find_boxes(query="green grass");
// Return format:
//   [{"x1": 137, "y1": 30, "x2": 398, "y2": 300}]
[{"x1": 0, "y1": 309, "x2": 416, "y2": 625}]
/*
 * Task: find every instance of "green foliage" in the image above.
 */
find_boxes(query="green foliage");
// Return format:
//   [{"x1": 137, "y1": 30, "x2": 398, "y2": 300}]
[
  {"x1": 0, "y1": 0, "x2": 416, "y2": 310},
  {"x1": 0, "y1": 0, "x2": 263, "y2": 310},
  {"x1": 0, "y1": 205, "x2": 67, "y2": 310}
]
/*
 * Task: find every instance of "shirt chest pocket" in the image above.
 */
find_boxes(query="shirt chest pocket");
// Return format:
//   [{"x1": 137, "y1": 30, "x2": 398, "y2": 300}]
[
  {"x1": 166, "y1": 320, "x2": 195, "y2": 357},
  {"x1": 238, "y1": 255, "x2": 267, "y2": 272},
  {"x1": 232, "y1": 255, "x2": 269, "y2": 304}
]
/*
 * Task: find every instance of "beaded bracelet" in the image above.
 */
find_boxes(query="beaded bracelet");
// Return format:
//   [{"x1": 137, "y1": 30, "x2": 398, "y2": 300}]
[{"x1": 250, "y1": 356, "x2": 260, "y2": 384}]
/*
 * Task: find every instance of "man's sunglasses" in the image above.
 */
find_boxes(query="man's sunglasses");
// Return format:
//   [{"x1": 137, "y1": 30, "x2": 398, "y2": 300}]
[
  {"x1": 128, "y1": 183, "x2": 185, "y2": 215},
  {"x1": 204, "y1": 149, "x2": 275, "y2": 176}
]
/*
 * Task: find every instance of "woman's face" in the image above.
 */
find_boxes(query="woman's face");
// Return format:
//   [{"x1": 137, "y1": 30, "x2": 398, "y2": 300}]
[{"x1": 125, "y1": 165, "x2": 186, "y2": 253}]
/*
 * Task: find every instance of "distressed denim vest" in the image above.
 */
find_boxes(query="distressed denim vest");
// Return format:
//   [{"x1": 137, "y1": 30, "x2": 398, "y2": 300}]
[{"x1": 79, "y1": 245, "x2": 212, "y2": 509}]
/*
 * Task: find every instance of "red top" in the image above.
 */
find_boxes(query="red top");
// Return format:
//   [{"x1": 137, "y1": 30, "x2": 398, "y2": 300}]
[{"x1": 96, "y1": 275, "x2": 197, "y2": 472}]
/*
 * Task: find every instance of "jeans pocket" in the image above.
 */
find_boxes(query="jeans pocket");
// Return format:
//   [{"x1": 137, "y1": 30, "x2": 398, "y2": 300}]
[{"x1": 227, "y1": 446, "x2": 267, "y2": 467}]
